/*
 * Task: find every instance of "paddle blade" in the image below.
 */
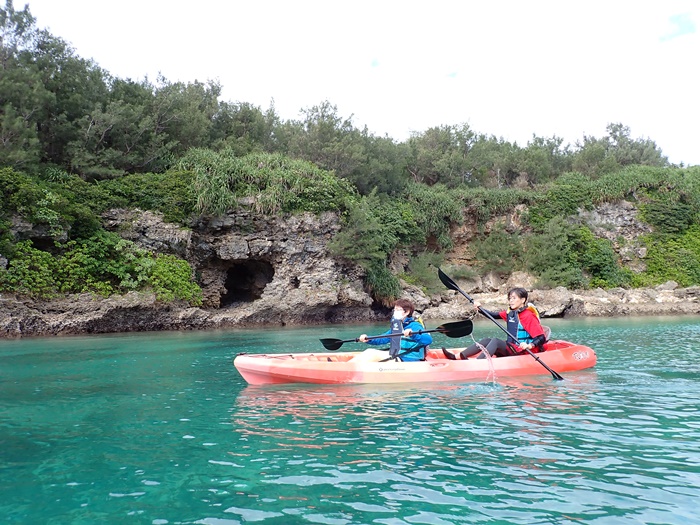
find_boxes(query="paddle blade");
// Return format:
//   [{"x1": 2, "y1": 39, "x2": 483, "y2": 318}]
[
  {"x1": 438, "y1": 267, "x2": 460, "y2": 292},
  {"x1": 319, "y1": 338, "x2": 344, "y2": 351},
  {"x1": 436, "y1": 319, "x2": 473, "y2": 338},
  {"x1": 438, "y1": 268, "x2": 475, "y2": 304}
]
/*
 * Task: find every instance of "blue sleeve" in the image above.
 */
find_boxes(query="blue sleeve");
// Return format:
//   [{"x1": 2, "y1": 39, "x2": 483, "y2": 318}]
[
  {"x1": 406, "y1": 321, "x2": 432, "y2": 346},
  {"x1": 366, "y1": 328, "x2": 391, "y2": 345}
]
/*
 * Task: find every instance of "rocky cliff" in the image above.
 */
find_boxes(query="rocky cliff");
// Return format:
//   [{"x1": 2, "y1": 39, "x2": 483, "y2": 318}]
[{"x1": 2, "y1": 204, "x2": 700, "y2": 338}]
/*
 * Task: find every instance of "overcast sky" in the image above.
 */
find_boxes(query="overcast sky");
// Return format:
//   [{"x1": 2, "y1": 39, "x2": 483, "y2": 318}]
[{"x1": 22, "y1": 0, "x2": 700, "y2": 166}]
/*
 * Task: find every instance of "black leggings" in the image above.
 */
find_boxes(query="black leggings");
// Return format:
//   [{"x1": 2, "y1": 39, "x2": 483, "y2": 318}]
[{"x1": 458, "y1": 337, "x2": 516, "y2": 359}]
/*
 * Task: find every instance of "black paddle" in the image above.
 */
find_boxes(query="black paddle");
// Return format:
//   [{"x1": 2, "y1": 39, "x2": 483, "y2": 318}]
[
  {"x1": 438, "y1": 268, "x2": 564, "y2": 381},
  {"x1": 319, "y1": 319, "x2": 473, "y2": 351}
]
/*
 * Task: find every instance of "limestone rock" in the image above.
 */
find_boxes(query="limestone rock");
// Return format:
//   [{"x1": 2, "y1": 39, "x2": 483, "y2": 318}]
[{"x1": 5, "y1": 202, "x2": 700, "y2": 338}]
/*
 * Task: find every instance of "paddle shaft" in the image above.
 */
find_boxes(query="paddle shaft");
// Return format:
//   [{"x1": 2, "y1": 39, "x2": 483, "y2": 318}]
[
  {"x1": 363, "y1": 326, "x2": 449, "y2": 340},
  {"x1": 327, "y1": 327, "x2": 440, "y2": 346},
  {"x1": 320, "y1": 319, "x2": 473, "y2": 351},
  {"x1": 438, "y1": 269, "x2": 564, "y2": 381}
]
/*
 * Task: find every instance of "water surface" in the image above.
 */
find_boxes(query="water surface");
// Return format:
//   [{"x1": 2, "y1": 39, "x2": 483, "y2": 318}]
[{"x1": 1, "y1": 317, "x2": 699, "y2": 524}]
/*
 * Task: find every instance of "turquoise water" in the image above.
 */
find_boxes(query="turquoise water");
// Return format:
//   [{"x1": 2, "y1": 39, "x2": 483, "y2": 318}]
[{"x1": 1, "y1": 317, "x2": 699, "y2": 524}]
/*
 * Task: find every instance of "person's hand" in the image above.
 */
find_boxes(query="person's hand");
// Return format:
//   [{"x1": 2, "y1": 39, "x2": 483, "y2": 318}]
[
  {"x1": 473, "y1": 301, "x2": 481, "y2": 310},
  {"x1": 519, "y1": 342, "x2": 533, "y2": 350},
  {"x1": 359, "y1": 334, "x2": 368, "y2": 342},
  {"x1": 403, "y1": 328, "x2": 413, "y2": 337}
]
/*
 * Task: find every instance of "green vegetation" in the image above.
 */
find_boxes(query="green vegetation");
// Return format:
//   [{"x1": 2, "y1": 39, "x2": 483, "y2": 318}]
[
  {"x1": 634, "y1": 226, "x2": 700, "y2": 287},
  {"x1": 0, "y1": 234, "x2": 202, "y2": 304},
  {"x1": 180, "y1": 149, "x2": 357, "y2": 216},
  {"x1": 1, "y1": 1, "x2": 699, "y2": 306},
  {"x1": 99, "y1": 170, "x2": 196, "y2": 223},
  {"x1": 364, "y1": 263, "x2": 402, "y2": 306},
  {"x1": 403, "y1": 251, "x2": 446, "y2": 295}
]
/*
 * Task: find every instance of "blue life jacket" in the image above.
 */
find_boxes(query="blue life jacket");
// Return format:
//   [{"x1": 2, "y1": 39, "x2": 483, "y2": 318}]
[
  {"x1": 398, "y1": 317, "x2": 431, "y2": 361},
  {"x1": 376, "y1": 316, "x2": 431, "y2": 361}
]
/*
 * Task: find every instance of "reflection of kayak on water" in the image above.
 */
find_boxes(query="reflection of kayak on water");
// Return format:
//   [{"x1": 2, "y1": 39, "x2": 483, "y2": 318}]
[
  {"x1": 233, "y1": 340, "x2": 597, "y2": 385},
  {"x1": 234, "y1": 372, "x2": 600, "y2": 410},
  {"x1": 232, "y1": 374, "x2": 600, "y2": 455},
  {"x1": 235, "y1": 381, "x2": 467, "y2": 409}
]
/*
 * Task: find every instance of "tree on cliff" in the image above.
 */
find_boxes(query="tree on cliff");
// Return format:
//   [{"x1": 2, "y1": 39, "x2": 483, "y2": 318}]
[{"x1": 2, "y1": 1, "x2": 694, "y2": 307}]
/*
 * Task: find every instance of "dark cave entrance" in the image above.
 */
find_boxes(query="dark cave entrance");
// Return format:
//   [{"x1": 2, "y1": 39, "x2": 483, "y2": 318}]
[{"x1": 220, "y1": 260, "x2": 275, "y2": 307}]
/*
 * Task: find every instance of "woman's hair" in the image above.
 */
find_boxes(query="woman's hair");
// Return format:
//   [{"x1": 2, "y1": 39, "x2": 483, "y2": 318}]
[
  {"x1": 507, "y1": 287, "x2": 529, "y2": 301},
  {"x1": 394, "y1": 298, "x2": 415, "y2": 317}
]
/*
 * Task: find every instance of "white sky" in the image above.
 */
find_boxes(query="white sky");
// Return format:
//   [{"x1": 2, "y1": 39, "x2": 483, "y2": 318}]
[{"x1": 21, "y1": 0, "x2": 700, "y2": 166}]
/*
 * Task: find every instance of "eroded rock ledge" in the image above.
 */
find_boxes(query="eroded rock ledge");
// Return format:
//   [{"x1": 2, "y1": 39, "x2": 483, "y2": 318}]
[
  {"x1": 3, "y1": 208, "x2": 700, "y2": 339},
  {"x1": 2, "y1": 280, "x2": 699, "y2": 339}
]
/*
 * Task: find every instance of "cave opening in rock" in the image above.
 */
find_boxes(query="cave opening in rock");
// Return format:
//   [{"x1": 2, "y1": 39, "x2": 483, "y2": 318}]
[{"x1": 220, "y1": 260, "x2": 274, "y2": 307}]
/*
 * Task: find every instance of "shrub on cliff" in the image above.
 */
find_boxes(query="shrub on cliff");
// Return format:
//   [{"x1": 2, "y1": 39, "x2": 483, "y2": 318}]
[
  {"x1": 401, "y1": 183, "x2": 464, "y2": 249},
  {"x1": 0, "y1": 234, "x2": 202, "y2": 305},
  {"x1": 470, "y1": 216, "x2": 631, "y2": 289},
  {"x1": 0, "y1": 167, "x2": 114, "y2": 240},
  {"x1": 0, "y1": 241, "x2": 59, "y2": 298},
  {"x1": 149, "y1": 254, "x2": 203, "y2": 305},
  {"x1": 572, "y1": 227, "x2": 632, "y2": 288},
  {"x1": 327, "y1": 192, "x2": 407, "y2": 304},
  {"x1": 98, "y1": 170, "x2": 196, "y2": 223},
  {"x1": 179, "y1": 149, "x2": 358, "y2": 216},
  {"x1": 634, "y1": 225, "x2": 700, "y2": 287}
]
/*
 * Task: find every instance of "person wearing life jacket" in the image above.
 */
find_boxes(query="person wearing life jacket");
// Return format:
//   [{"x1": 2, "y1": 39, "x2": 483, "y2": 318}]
[
  {"x1": 442, "y1": 287, "x2": 546, "y2": 360},
  {"x1": 351, "y1": 299, "x2": 433, "y2": 362}
]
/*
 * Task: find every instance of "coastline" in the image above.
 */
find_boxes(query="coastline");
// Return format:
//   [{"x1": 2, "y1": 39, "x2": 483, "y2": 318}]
[{"x1": 2, "y1": 282, "x2": 700, "y2": 339}]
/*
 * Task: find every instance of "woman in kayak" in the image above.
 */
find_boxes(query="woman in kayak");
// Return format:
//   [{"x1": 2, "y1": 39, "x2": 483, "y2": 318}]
[
  {"x1": 350, "y1": 299, "x2": 433, "y2": 362},
  {"x1": 442, "y1": 287, "x2": 546, "y2": 360}
]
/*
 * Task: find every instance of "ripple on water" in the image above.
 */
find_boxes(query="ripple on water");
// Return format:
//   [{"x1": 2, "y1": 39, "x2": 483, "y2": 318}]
[{"x1": 2, "y1": 319, "x2": 700, "y2": 524}]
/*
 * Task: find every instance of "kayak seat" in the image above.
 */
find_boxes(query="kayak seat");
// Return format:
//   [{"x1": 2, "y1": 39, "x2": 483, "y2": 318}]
[{"x1": 542, "y1": 325, "x2": 552, "y2": 341}]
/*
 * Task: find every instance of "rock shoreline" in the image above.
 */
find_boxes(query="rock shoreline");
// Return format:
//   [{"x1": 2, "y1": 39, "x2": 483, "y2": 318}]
[
  {"x1": 2, "y1": 281, "x2": 700, "y2": 339},
  {"x1": 4, "y1": 207, "x2": 700, "y2": 339}
]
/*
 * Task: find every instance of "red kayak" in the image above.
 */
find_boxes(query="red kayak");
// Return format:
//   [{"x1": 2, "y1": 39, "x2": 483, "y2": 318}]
[{"x1": 233, "y1": 339, "x2": 597, "y2": 385}]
